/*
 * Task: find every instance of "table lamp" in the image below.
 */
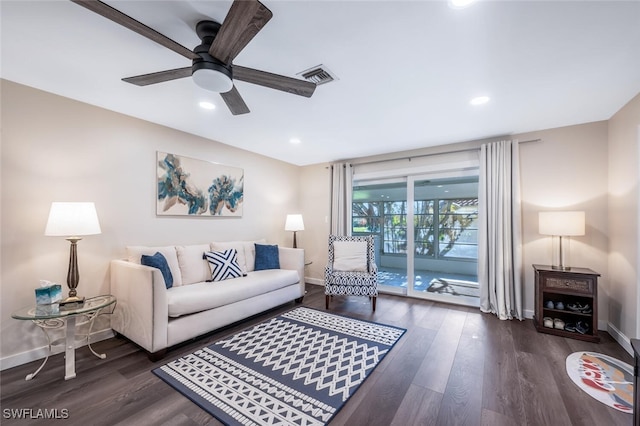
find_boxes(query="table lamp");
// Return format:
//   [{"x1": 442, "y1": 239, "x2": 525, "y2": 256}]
[
  {"x1": 539, "y1": 211, "x2": 585, "y2": 270},
  {"x1": 45, "y1": 202, "x2": 101, "y2": 304},
  {"x1": 285, "y1": 214, "x2": 304, "y2": 248}
]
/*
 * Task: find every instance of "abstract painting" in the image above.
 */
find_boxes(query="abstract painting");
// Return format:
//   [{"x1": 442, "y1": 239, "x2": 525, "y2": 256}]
[{"x1": 157, "y1": 152, "x2": 243, "y2": 216}]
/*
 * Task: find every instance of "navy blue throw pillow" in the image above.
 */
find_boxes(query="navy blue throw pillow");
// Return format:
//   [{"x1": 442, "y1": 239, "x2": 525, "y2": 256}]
[
  {"x1": 141, "y1": 252, "x2": 173, "y2": 289},
  {"x1": 254, "y1": 244, "x2": 280, "y2": 271}
]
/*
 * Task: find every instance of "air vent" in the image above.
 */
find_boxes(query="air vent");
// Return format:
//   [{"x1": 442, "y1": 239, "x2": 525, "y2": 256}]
[{"x1": 297, "y1": 65, "x2": 338, "y2": 86}]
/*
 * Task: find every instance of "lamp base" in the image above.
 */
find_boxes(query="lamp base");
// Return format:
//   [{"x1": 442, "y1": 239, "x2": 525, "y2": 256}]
[
  {"x1": 59, "y1": 296, "x2": 85, "y2": 306},
  {"x1": 551, "y1": 265, "x2": 572, "y2": 271}
]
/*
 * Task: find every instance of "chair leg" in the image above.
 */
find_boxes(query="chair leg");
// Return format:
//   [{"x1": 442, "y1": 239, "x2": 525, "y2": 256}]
[
  {"x1": 372, "y1": 296, "x2": 377, "y2": 312},
  {"x1": 326, "y1": 295, "x2": 330, "y2": 309}
]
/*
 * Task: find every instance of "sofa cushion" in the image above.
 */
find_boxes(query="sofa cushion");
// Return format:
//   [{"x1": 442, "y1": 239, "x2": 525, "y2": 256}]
[
  {"x1": 127, "y1": 245, "x2": 183, "y2": 286},
  {"x1": 176, "y1": 244, "x2": 211, "y2": 285},
  {"x1": 255, "y1": 244, "x2": 280, "y2": 270},
  {"x1": 211, "y1": 239, "x2": 266, "y2": 273},
  {"x1": 210, "y1": 241, "x2": 248, "y2": 275},
  {"x1": 333, "y1": 241, "x2": 368, "y2": 272},
  {"x1": 141, "y1": 252, "x2": 173, "y2": 289},
  {"x1": 166, "y1": 269, "x2": 299, "y2": 317},
  {"x1": 244, "y1": 240, "x2": 265, "y2": 272},
  {"x1": 204, "y1": 249, "x2": 243, "y2": 282}
]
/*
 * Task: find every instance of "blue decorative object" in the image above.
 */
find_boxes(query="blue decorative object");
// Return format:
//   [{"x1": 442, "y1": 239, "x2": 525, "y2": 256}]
[
  {"x1": 203, "y1": 249, "x2": 243, "y2": 282},
  {"x1": 35, "y1": 283, "x2": 62, "y2": 305},
  {"x1": 153, "y1": 307, "x2": 406, "y2": 426},
  {"x1": 141, "y1": 252, "x2": 173, "y2": 289},
  {"x1": 254, "y1": 244, "x2": 280, "y2": 270}
]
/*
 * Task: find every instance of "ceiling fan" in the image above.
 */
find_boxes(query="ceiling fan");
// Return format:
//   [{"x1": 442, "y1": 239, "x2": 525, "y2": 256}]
[{"x1": 70, "y1": 0, "x2": 316, "y2": 115}]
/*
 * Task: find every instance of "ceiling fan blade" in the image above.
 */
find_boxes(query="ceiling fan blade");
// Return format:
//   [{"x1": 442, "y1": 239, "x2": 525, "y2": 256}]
[
  {"x1": 71, "y1": 0, "x2": 198, "y2": 60},
  {"x1": 233, "y1": 66, "x2": 316, "y2": 98},
  {"x1": 122, "y1": 67, "x2": 192, "y2": 86},
  {"x1": 209, "y1": 0, "x2": 273, "y2": 64},
  {"x1": 220, "y1": 86, "x2": 250, "y2": 115}
]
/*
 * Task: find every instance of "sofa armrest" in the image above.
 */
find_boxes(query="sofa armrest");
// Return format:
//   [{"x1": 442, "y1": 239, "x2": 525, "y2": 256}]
[
  {"x1": 110, "y1": 259, "x2": 168, "y2": 353},
  {"x1": 278, "y1": 247, "x2": 305, "y2": 296}
]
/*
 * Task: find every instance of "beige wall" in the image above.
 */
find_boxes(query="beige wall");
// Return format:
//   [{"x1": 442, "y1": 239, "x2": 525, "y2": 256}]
[
  {"x1": 298, "y1": 164, "x2": 331, "y2": 284},
  {"x1": 608, "y1": 93, "x2": 640, "y2": 340},
  {"x1": 2, "y1": 77, "x2": 638, "y2": 368},
  {"x1": 300, "y1": 122, "x2": 612, "y2": 325},
  {"x1": 0, "y1": 80, "x2": 301, "y2": 367},
  {"x1": 517, "y1": 122, "x2": 610, "y2": 323}
]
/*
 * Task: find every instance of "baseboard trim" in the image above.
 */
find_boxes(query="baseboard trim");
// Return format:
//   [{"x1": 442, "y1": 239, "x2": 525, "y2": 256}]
[
  {"x1": 607, "y1": 322, "x2": 632, "y2": 356},
  {"x1": 305, "y1": 277, "x2": 324, "y2": 286},
  {"x1": 0, "y1": 328, "x2": 115, "y2": 372}
]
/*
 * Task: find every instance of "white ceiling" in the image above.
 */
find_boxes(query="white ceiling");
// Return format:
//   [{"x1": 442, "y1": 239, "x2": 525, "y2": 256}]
[{"x1": 2, "y1": 1, "x2": 639, "y2": 166}]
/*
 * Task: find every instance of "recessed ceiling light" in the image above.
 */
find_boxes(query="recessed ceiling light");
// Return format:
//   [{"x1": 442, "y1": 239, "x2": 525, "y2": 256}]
[
  {"x1": 449, "y1": 0, "x2": 477, "y2": 9},
  {"x1": 470, "y1": 96, "x2": 490, "y2": 106},
  {"x1": 290, "y1": 138, "x2": 301, "y2": 144},
  {"x1": 199, "y1": 101, "x2": 215, "y2": 110}
]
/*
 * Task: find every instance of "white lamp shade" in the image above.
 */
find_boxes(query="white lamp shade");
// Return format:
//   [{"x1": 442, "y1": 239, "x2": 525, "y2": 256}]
[
  {"x1": 539, "y1": 211, "x2": 585, "y2": 236},
  {"x1": 45, "y1": 202, "x2": 102, "y2": 236},
  {"x1": 285, "y1": 214, "x2": 305, "y2": 232}
]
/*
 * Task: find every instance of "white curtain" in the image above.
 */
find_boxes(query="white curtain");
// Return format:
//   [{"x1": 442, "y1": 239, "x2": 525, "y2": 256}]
[
  {"x1": 330, "y1": 163, "x2": 353, "y2": 235},
  {"x1": 478, "y1": 140, "x2": 523, "y2": 320}
]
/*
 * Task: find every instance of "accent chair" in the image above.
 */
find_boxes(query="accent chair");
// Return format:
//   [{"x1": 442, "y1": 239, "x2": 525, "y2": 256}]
[{"x1": 324, "y1": 234, "x2": 378, "y2": 311}]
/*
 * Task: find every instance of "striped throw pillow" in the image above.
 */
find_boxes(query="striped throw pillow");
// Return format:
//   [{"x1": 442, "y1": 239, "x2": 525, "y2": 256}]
[{"x1": 203, "y1": 249, "x2": 243, "y2": 282}]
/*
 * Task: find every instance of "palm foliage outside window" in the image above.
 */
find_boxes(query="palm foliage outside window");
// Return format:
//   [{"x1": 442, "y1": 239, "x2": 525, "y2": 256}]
[{"x1": 353, "y1": 198, "x2": 478, "y2": 259}]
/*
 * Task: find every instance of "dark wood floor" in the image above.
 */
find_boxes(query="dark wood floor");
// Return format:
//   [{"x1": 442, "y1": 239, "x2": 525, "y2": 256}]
[{"x1": 1, "y1": 284, "x2": 633, "y2": 425}]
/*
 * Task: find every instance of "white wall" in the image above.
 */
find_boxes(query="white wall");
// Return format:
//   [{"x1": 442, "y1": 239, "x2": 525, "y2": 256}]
[{"x1": 0, "y1": 80, "x2": 300, "y2": 368}]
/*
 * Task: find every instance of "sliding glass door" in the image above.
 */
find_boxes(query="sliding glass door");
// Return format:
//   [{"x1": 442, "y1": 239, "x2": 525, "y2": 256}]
[
  {"x1": 408, "y1": 176, "x2": 479, "y2": 306},
  {"x1": 352, "y1": 175, "x2": 479, "y2": 306},
  {"x1": 352, "y1": 179, "x2": 408, "y2": 295}
]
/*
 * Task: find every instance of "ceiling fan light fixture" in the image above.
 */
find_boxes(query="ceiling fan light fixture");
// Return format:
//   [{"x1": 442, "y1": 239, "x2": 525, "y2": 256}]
[{"x1": 192, "y1": 61, "x2": 233, "y2": 93}]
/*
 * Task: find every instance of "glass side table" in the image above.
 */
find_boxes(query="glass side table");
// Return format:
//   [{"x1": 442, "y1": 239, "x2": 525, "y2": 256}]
[{"x1": 11, "y1": 294, "x2": 116, "y2": 380}]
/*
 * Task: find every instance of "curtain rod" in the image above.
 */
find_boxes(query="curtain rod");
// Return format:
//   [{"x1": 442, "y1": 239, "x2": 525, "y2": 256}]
[{"x1": 348, "y1": 138, "x2": 542, "y2": 167}]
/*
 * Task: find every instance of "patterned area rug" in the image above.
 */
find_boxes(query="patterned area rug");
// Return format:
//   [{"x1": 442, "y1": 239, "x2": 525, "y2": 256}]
[
  {"x1": 153, "y1": 307, "x2": 406, "y2": 425},
  {"x1": 565, "y1": 351, "x2": 633, "y2": 414}
]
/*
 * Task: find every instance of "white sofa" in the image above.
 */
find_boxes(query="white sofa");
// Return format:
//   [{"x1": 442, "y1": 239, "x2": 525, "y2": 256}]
[{"x1": 110, "y1": 241, "x2": 305, "y2": 359}]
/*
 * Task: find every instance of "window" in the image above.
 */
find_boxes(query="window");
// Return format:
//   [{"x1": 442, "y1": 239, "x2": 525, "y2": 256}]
[
  {"x1": 435, "y1": 198, "x2": 478, "y2": 259},
  {"x1": 352, "y1": 202, "x2": 381, "y2": 234},
  {"x1": 414, "y1": 200, "x2": 435, "y2": 255},
  {"x1": 383, "y1": 201, "x2": 407, "y2": 254},
  {"x1": 352, "y1": 182, "x2": 478, "y2": 260}
]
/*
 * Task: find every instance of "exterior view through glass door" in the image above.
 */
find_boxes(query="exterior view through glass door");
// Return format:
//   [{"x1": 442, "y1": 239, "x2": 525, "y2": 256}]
[
  {"x1": 352, "y1": 176, "x2": 479, "y2": 306},
  {"x1": 352, "y1": 180, "x2": 408, "y2": 295}
]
